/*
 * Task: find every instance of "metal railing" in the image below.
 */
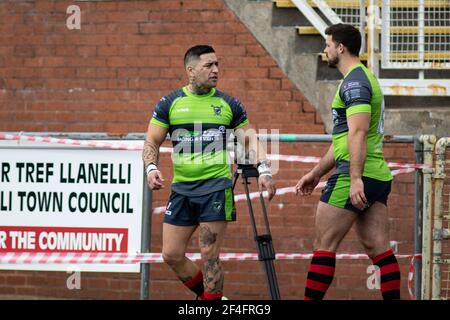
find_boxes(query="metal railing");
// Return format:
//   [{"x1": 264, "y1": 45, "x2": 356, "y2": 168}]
[
  {"x1": 280, "y1": 0, "x2": 450, "y2": 95},
  {"x1": 381, "y1": 0, "x2": 450, "y2": 69},
  {"x1": 420, "y1": 135, "x2": 450, "y2": 300}
]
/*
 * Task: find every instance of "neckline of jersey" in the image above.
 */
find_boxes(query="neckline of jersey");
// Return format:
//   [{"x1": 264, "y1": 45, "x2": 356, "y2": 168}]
[
  {"x1": 344, "y1": 62, "x2": 364, "y2": 79},
  {"x1": 183, "y1": 86, "x2": 216, "y2": 98}
]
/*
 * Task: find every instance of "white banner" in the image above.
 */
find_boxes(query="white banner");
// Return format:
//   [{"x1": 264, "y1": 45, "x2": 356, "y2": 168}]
[{"x1": 0, "y1": 143, "x2": 144, "y2": 272}]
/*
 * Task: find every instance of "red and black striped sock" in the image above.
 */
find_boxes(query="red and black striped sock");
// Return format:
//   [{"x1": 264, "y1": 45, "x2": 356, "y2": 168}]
[
  {"x1": 372, "y1": 249, "x2": 401, "y2": 300},
  {"x1": 304, "y1": 250, "x2": 336, "y2": 300},
  {"x1": 183, "y1": 270, "x2": 204, "y2": 299}
]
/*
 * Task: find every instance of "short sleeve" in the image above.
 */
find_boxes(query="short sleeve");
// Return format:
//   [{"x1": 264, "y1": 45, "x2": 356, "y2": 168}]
[
  {"x1": 229, "y1": 98, "x2": 249, "y2": 129},
  {"x1": 340, "y1": 80, "x2": 372, "y2": 117},
  {"x1": 150, "y1": 97, "x2": 170, "y2": 128}
]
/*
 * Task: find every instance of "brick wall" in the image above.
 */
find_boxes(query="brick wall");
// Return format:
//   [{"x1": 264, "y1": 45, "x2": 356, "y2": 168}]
[{"x1": 0, "y1": 0, "x2": 416, "y2": 300}]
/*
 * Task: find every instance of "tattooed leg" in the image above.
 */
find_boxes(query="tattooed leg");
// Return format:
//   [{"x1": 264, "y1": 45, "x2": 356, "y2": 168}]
[
  {"x1": 199, "y1": 223, "x2": 227, "y2": 295},
  {"x1": 203, "y1": 257, "x2": 224, "y2": 294}
]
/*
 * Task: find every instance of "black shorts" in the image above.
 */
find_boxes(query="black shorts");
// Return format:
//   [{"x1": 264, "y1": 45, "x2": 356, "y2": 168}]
[
  {"x1": 320, "y1": 173, "x2": 392, "y2": 214},
  {"x1": 163, "y1": 188, "x2": 236, "y2": 226}
]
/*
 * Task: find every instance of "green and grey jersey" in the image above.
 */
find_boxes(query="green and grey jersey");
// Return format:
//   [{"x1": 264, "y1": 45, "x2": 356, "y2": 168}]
[
  {"x1": 151, "y1": 86, "x2": 249, "y2": 196},
  {"x1": 331, "y1": 63, "x2": 392, "y2": 181}
]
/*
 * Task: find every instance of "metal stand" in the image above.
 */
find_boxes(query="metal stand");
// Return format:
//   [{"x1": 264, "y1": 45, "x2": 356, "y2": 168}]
[{"x1": 232, "y1": 164, "x2": 281, "y2": 300}]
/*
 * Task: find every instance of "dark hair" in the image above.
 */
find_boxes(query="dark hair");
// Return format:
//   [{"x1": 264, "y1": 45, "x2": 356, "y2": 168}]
[
  {"x1": 184, "y1": 45, "x2": 215, "y2": 67},
  {"x1": 324, "y1": 23, "x2": 361, "y2": 56}
]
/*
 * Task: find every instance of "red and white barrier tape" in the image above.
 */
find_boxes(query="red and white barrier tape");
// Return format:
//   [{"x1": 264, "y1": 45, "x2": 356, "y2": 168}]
[
  {"x1": 0, "y1": 251, "x2": 414, "y2": 265},
  {"x1": 0, "y1": 133, "x2": 422, "y2": 215},
  {"x1": 0, "y1": 133, "x2": 141, "y2": 151},
  {"x1": 152, "y1": 168, "x2": 414, "y2": 214},
  {"x1": 0, "y1": 133, "x2": 427, "y2": 170},
  {"x1": 408, "y1": 254, "x2": 422, "y2": 300},
  {"x1": 1, "y1": 250, "x2": 420, "y2": 300}
]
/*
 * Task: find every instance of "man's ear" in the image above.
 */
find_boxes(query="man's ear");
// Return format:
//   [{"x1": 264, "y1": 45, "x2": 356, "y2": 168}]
[{"x1": 186, "y1": 65, "x2": 194, "y2": 80}]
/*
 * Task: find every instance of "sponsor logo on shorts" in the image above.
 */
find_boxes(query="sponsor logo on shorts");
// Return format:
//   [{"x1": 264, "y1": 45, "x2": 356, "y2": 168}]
[{"x1": 165, "y1": 202, "x2": 172, "y2": 215}]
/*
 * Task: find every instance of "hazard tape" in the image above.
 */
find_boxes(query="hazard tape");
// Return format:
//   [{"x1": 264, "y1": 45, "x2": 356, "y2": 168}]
[
  {"x1": 0, "y1": 133, "x2": 428, "y2": 170},
  {"x1": 0, "y1": 251, "x2": 419, "y2": 300},
  {"x1": 408, "y1": 254, "x2": 422, "y2": 300},
  {"x1": 0, "y1": 133, "x2": 422, "y2": 215},
  {"x1": 0, "y1": 252, "x2": 415, "y2": 265},
  {"x1": 152, "y1": 168, "x2": 414, "y2": 215},
  {"x1": 1, "y1": 251, "x2": 420, "y2": 300}
]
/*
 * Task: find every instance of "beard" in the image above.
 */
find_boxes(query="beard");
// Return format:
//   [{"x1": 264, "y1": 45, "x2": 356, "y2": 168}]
[
  {"x1": 190, "y1": 81, "x2": 216, "y2": 95},
  {"x1": 327, "y1": 55, "x2": 339, "y2": 68}
]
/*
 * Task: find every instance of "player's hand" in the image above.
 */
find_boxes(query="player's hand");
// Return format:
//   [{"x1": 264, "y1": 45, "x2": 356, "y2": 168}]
[
  {"x1": 295, "y1": 172, "x2": 320, "y2": 196},
  {"x1": 258, "y1": 175, "x2": 276, "y2": 201},
  {"x1": 147, "y1": 170, "x2": 165, "y2": 190},
  {"x1": 350, "y1": 177, "x2": 367, "y2": 210}
]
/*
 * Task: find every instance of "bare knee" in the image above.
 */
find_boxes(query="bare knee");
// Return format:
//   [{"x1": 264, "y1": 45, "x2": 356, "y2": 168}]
[
  {"x1": 314, "y1": 235, "x2": 340, "y2": 252},
  {"x1": 162, "y1": 250, "x2": 185, "y2": 267},
  {"x1": 313, "y1": 202, "x2": 357, "y2": 252},
  {"x1": 360, "y1": 238, "x2": 388, "y2": 259}
]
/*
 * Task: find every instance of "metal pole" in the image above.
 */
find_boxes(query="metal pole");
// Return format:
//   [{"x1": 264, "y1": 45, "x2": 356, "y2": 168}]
[
  {"x1": 257, "y1": 133, "x2": 415, "y2": 143},
  {"x1": 414, "y1": 136, "x2": 424, "y2": 300},
  {"x1": 367, "y1": 0, "x2": 380, "y2": 77},
  {"x1": 418, "y1": 0, "x2": 425, "y2": 71},
  {"x1": 234, "y1": 166, "x2": 281, "y2": 300},
  {"x1": 431, "y1": 138, "x2": 450, "y2": 299},
  {"x1": 421, "y1": 135, "x2": 436, "y2": 299},
  {"x1": 140, "y1": 173, "x2": 152, "y2": 300},
  {"x1": 242, "y1": 176, "x2": 259, "y2": 238},
  {"x1": 1, "y1": 132, "x2": 415, "y2": 144},
  {"x1": 359, "y1": 0, "x2": 366, "y2": 55}
]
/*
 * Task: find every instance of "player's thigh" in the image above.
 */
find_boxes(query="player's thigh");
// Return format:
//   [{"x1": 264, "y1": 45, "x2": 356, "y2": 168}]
[
  {"x1": 162, "y1": 223, "x2": 197, "y2": 259},
  {"x1": 198, "y1": 221, "x2": 228, "y2": 257},
  {"x1": 354, "y1": 201, "x2": 390, "y2": 255},
  {"x1": 315, "y1": 201, "x2": 358, "y2": 250}
]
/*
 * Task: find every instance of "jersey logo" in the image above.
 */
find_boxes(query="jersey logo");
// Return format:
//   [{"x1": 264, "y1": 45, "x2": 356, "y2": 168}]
[
  {"x1": 211, "y1": 105, "x2": 223, "y2": 116},
  {"x1": 212, "y1": 201, "x2": 223, "y2": 213},
  {"x1": 332, "y1": 109, "x2": 339, "y2": 126}
]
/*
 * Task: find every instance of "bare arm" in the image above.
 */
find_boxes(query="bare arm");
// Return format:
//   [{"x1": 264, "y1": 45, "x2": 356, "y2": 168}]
[
  {"x1": 310, "y1": 144, "x2": 335, "y2": 179},
  {"x1": 347, "y1": 113, "x2": 370, "y2": 180},
  {"x1": 234, "y1": 124, "x2": 276, "y2": 201},
  {"x1": 347, "y1": 112, "x2": 370, "y2": 209},
  {"x1": 143, "y1": 123, "x2": 169, "y2": 190},
  {"x1": 142, "y1": 123, "x2": 168, "y2": 167},
  {"x1": 234, "y1": 124, "x2": 266, "y2": 165},
  {"x1": 295, "y1": 143, "x2": 335, "y2": 196}
]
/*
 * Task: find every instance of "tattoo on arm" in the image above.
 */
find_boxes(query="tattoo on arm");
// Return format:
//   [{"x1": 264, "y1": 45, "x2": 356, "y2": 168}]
[{"x1": 142, "y1": 139, "x2": 160, "y2": 167}]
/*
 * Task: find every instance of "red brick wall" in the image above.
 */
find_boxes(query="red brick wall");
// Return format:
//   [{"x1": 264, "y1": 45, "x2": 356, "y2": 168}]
[{"x1": 0, "y1": 0, "x2": 416, "y2": 300}]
